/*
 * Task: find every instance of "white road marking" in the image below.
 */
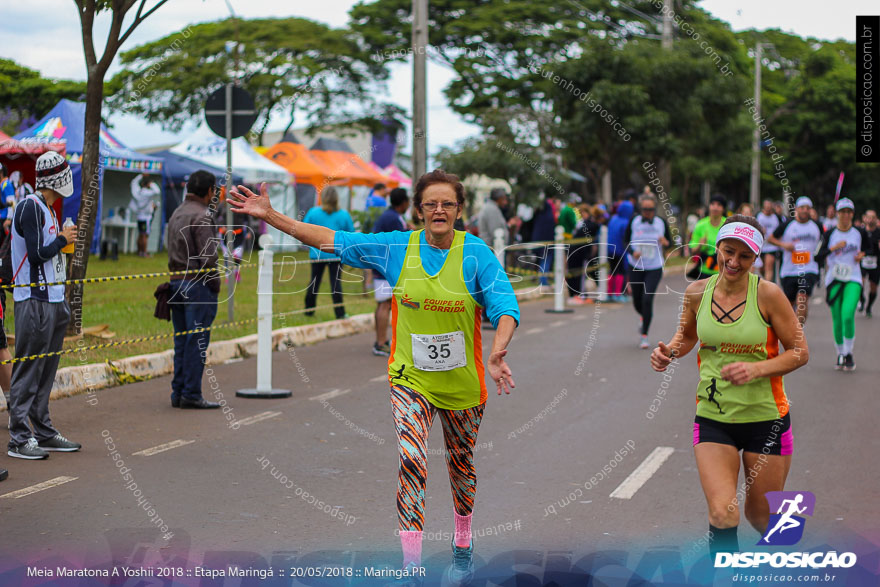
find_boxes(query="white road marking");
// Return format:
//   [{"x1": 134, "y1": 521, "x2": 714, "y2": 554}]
[
  {"x1": 811, "y1": 297, "x2": 823, "y2": 306},
  {"x1": 525, "y1": 327, "x2": 545, "y2": 335},
  {"x1": 133, "y1": 439, "x2": 195, "y2": 457},
  {"x1": 550, "y1": 320, "x2": 566, "y2": 327},
  {"x1": 309, "y1": 388, "x2": 352, "y2": 401},
  {"x1": 369, "y1": 375, "x2": 388, "y2": 383},
  {"x1": 610, "y1": 446, "x2": 675, "y2": 500},
  {"x1": 0, "y1": 476, "x2": 78, "y2": 499},
  {"x1": 237, "y1": 411, "x2": 283, "y2": 426}
]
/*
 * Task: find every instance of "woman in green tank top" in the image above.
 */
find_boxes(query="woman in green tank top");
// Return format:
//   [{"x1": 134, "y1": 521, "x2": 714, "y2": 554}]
[{"x1": 651, "y1": 215, "x2": 809, "y2": 556}]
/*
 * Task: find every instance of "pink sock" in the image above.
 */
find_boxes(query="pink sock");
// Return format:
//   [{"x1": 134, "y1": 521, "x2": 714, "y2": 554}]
[
  {"x1": 400, "y1": 530, "x2": 423, "y2": 568},
  {"x1": 453, "y1": 511, "x2": 473, "y2": 548}
]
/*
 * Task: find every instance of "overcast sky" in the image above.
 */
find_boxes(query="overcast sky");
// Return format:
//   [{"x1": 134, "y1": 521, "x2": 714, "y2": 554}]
[{"x1": 0, "y1": 0, "x2": 870, "y2": 152}]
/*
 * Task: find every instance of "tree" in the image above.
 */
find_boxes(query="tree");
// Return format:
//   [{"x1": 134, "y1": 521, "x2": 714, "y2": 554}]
[
  {"x1": 71, "y1": 0, "x2": 171, "y2": 335},
  {"x1": 108, "y1": 17, "x2": 394, "y2": 145},
  {"x1": 0, "y1": 59, "x2": 87, "y2": 135},
  {"x1": 736, "y1": 29, "x2": 878, "y2": 210}
]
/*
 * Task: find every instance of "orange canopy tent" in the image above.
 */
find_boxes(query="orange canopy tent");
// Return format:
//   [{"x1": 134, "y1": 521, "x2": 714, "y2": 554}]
[
  {"x1": 309, "y1": 138, "x2": 396, "y2": 188},
  {"x1": 262, "y1": 142, "x2": 335, "y2": 188}
]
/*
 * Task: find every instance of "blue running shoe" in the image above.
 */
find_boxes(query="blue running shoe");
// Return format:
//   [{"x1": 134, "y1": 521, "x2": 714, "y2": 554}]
[{"x1": 445, "y1": 540, "x2": 474, "y2": 586}]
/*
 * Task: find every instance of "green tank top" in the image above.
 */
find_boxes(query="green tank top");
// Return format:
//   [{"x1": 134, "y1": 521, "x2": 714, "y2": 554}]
[
  {"x1": 695, "y1": 273, "x2": 789, "y2": 423},
  {"x1": 388, "y1": 230, "x2": 486, "y2": 410}
]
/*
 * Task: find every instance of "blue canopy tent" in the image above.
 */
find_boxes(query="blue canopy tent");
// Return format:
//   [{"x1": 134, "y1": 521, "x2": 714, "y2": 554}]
[
  {"x1": 152, "y1": 149, "x2": 242, "y2": 223},
  {"x1": 14, "y1": 99, "x2": 163, "y2": 253}
]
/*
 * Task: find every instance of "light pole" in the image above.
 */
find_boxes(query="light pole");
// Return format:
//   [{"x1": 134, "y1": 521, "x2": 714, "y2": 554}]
[
  {"x1": 412, "y1": 0, "x2": 428, "y2": 179},
  {"x1": 749, "y1": 42, "x2": 773, "y2": 210}
]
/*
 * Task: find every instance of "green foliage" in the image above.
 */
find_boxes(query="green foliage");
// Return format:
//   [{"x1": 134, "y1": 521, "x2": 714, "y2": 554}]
[
  {"x1": 737, "y1": 29, "x2": 877, "y2": 209},
  {"x1": 107, "y1": 17, "x2": 395, "y2": 144},
  {"x1": 0, "y1": 59, "x2": 87, "y2": 134}
]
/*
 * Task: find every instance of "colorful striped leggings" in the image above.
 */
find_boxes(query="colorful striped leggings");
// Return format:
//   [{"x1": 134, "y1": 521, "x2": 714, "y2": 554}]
[{"x1": 390, "y1": 384, "x2": 485, "y2": 531}]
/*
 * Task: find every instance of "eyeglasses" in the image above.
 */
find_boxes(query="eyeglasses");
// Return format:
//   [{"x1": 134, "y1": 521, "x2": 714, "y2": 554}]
[
  {"x1": 642, "y1": 207, "x2": 656, "y2": 212},
  {"x1": 420, "y1": 202, "x2": 459, "y2": 212}
]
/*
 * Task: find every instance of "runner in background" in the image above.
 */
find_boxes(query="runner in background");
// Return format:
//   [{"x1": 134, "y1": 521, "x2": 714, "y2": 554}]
[
  {"x1": 736, "y1": 203, "x2": 761, "y2": 275},
  {"x1": 858, "y1": 209, "x2": 879, "y2": 317},
  {"x1": 687, "y1": 194, "x2": 727, "y2": 280},
  {"x1": 821, "y1": 204, "x2": 837, "y2": 233},
  {"x1": 624, "y1": 193, "x2": 671, "y2": 348},
  {"x1": 817, "y1": 198, "x2": 868, "y2": 371},
  {"x1": 757, "y1": 200, "x2": 782, "y2": 282},
  {"x1": 651, "y1": 215, "x2": 808, "y2": 556},
  {"x1": 767, "y1": 197, "x2": 823, "y2": 326}
]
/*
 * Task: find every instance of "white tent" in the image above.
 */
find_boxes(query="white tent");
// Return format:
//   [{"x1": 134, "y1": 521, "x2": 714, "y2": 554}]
[
  {"x1": 169, "y1": 124, "x2": 296, "y2": 248},
  {"x1": 169, "y1": 124, "x2": 289, "y2": 183}
]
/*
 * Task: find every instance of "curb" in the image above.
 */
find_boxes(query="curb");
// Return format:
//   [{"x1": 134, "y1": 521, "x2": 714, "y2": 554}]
[
  {"x1": 45, "y1": 314, "x2": 376, "y2": 403},
  {"x1": 0, "y1": 287, "x2": 547, "y2": 408}
]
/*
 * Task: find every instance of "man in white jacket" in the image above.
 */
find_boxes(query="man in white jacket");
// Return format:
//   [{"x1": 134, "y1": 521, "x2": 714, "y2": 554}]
[{"x1": 129, "y1": 173, "x2": 160, "y2": 257}]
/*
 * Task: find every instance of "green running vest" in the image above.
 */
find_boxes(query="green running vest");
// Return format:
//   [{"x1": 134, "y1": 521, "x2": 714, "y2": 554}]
[
  {"x1": 388, "y1": 230, "x2": 487, "y2": 410},
  {"x1": 695, "y1": 273, "x2": 789, "y2": 423}
]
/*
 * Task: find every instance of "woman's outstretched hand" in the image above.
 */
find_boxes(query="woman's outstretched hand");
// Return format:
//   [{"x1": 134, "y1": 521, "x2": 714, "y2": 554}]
[
  {"x1": 488, "y1": 349, "x2": 515, "y2": 396},
  {"x1": 228, "y1": 183, "x2": 272, "y2": 220}
]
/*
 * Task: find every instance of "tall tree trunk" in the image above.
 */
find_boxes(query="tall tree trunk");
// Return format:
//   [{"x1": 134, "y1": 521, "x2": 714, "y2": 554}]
[
  {"x1": 584, "y1": 162, "x2": 600, "y2": 202},
  {"x1": 66, "y1": 72, "x2": 105, "y2": 335}
]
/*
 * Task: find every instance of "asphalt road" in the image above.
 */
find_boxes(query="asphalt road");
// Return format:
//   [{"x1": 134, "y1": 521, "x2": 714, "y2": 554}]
[{"x1": 0, "y1": 275, "x2": 877, "y2": 586}]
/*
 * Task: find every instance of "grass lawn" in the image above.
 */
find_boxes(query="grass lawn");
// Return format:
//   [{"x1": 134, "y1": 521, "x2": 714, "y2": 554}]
[{"x1": 6, "y1": 250, "x2": 378, "y2": 368}]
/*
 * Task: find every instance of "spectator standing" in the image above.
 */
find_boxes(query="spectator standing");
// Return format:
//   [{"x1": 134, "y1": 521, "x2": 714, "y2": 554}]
[
  {"x1": 0, "y1": 164, "x2": 13, "y2": 232},
  {"x1": 166, "y1": 170, "x2": 222, "y2": 409},
  {"x1": 566, "y1": 204, "x2": 600, "y2": 305},
  {"x1": 365, "y1": 182, "x2": 389, "y2": 211},
  {"x1": 129, "y1": 173, "x2": 160, "y2": 257},
  {"x1": 607, "y1": 200, "x2": 633, "y2": 302},
  {"x1": 478, "y1": 188, "x2": 510, "y2": 248},
  {"x1": 303, "y1": 187, "x2": 354, "y2": 319},
  {"x1": 557, "y1": 194, "x2": 580, "y2": 239},
  {"x1": 7, "y1": 151, "x2": 81, "y2": 459},
  {"x1": 371, "y1": 187, "x2": 410, "y2": 357},
  {"x1": 531, "y1": 196, "x2": 557, "y2": 288}
]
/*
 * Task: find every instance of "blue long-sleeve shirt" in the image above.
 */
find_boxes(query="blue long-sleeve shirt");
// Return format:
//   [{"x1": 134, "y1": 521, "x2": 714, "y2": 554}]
[{"x1": 333, "y1": 229, "x2": 520, "y2": 328}]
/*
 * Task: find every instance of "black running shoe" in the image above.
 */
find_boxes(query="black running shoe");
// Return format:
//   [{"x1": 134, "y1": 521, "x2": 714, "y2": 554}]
[
  {"x1": 843, "y1": 354, "x2": 856, "y2": 371},
  {"x1": 836, "y1": 354, "x2": 846, "y2": 370}
]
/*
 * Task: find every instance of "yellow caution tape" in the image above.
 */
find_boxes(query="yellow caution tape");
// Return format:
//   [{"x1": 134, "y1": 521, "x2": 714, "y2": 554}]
[{"x1": 0, "y1": 302, "x2": 349, "y2": 366}]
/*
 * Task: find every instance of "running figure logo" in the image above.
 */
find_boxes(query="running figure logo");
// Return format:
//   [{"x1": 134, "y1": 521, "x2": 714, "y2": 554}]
[
  {"x1": 400, "y1": 294, "x2": 420, "y2": 310},
  {"x1": 760, "y1": 491, "x2": 816, "y2": 546},
  {"x1": 706, "y1": 377, "x2": 724, "y2": 414}
]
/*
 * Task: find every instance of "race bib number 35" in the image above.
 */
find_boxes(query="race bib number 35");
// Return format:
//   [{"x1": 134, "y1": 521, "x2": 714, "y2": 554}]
[{"x1": 411, "y1": 331, "x2": 467, "y2": 371}]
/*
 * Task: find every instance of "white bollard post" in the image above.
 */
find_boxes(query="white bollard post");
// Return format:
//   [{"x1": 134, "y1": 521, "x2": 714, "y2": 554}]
[
  {"x1": 493, "y1": 228, "x2": 506, "y2": 268},
  {"x1": 597, "y1": 224, "x2": 609, "y2": 302},
  {"x1": 546, "y1": 225, "x2": 573, "y2": 313},
  {"x1": 237, "y1": 235, "x2": 292, "y2": 398}
]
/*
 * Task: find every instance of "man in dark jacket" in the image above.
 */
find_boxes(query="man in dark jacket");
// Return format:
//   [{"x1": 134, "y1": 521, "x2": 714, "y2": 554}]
[
  {"x1": 532, "y1": 196, "x2": 557, "y2": 287},
  {"x1": 166, "y1": 170, "x2": 222, "y2": 409}
]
